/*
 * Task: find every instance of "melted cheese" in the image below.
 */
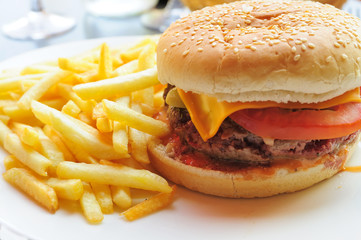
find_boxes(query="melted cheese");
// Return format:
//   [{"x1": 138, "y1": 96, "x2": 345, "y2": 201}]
[{"x1": 177, "y1": 88, "x2": 361, "y2": 141}]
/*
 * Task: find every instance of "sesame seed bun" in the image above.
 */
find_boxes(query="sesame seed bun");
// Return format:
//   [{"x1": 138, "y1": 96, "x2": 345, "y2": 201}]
[
  {"x1": 148, "y1": 133, "x2": 360, "y2": 198},
  {"x1": 182, "y1": 0, "x2": 346, "y2": 11},
  {"x1": 157, "y1": 0, "x2": 361, "y2": 103}
]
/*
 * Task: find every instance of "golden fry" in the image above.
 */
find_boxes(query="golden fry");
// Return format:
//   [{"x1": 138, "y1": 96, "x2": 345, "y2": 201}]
[
  {"x1": 62, "y1": 100, "x2": 81, "y2": 118},
  {"x1": 3, "y1": 155, "x2": 26, "y2": 170},
  {"x1": 73, "y1": 67, "x2": 159, "y2": 100},
  {"x1": 42, "y1": 125, "x2": 76, "y2": 162},
  {"x1": 17, "y1": 70, "x2": 73, "y2": 110},
  {"x1": 58, "y1": 58, "x2": 97, "y2": 73},
  {"x1": 111, "y1": 186, "x2": 131, "y2": 209},
  {"x1": 21, "y1": 65, "x2": 59, "y2": 75},
  {"x1": 57, "y1": 162, "x2": 172, "y2": 193},
  {"x1": 91, "y1": 183, "x2": 114, "y2": 214},
  {"x1": 96, "y1": 118, "x2": 113, "y2": 133},
  {"x1": 3, "y1": 168, "x2": 58, "y2": 213},
  {"x1": 80, "y1": 182, "x2": 104, "y2": 224},
  {"x1": 46, "y1": 178, "x2": 83, "y2": 201},
  {"x1": 112, "y1": 60, "x2": 139, "y2": 77},
  {"x1": 98, "y1": 43, "x2": 113, "y2": 79},
  {"x1": 103, "y1": 99, "x2": 170, "y2": 137},
  {"x1": 0, "y1": 120, "x2": 12, "y2": 147},
  {"x1": 4, "y1": 133, "x2": 51, "y2": 176},
  {"x1": 122, "y1": 186, "x2": 176, "y2": 221}
]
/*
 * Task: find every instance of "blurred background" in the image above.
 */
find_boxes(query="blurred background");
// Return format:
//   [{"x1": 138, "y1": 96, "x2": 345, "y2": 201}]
[{"x1": 0, "y1": 0, "x2": 360, "y2": 62}]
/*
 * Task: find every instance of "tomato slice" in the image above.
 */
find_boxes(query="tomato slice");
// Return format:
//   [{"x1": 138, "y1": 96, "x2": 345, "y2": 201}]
[{"x1": 229, "y1": 102, "x2": 361, "y2": 140}]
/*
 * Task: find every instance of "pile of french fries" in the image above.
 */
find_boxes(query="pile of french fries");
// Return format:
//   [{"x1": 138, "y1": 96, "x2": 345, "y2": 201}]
[{"x1": 0, "y1": 36, "x2": 176, "y2": 223}]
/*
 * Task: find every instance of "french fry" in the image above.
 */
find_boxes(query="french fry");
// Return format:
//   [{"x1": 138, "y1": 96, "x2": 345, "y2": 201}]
[
  {"x1": 98, "y1": 43, "x2": 113, "y2": 79},
  {"x1": 120, "y1": 38, "x2": 156, "y2": 62},
  {"x1": 58, "y1": 58, "x2": 98, "y2": 73},
  {"x1": 73, "y1": 67, "x2": 159, "y2": 100},
  {"x1": 3, "y1": 168, "x2": 58, "y2": 213},
  {"x1": 0, "y1": 100, "x2": 17, "y2": 109},
  {"x1": 137, "y1": 43, "x2": 156, "y2": 71},
  {"x1": 0, "y1": 74, "x2": 47, "y2": 93},
  {"x1": 80, "y1": 182, "x2": 104, "y2": 224},
  {"x1": 0, "y1": 120, "x2": 13, "y2": 146},
  {"x1": 129, "y1": 127, "x2": 149, "y2": 164},
  {"x1": 13, "y1": 123, "x2": 40, "y2": 148},
  {"x1": 111, "y1": 186, "x2": 131, "y2": 209},
  {"x1": 91, "y1": 183, "x2": 114, "y2": 214},
  {"x1": 2, "y1": 105, "x2": 38, "y2": 123},
  {"x1": 31, "y1": 100, "x2": 123, "y2": 160},
  {"x1": 43, "y1": 125, "x2": 76, "y2": 163},
  {"x1": 4, "y1": 133, "x2": 51, "y2": 176},
  {"x1": 3, "y1": 155, "x2": 26, "y2": 170},
  {"x1": 154, "y1": 90, "x2": 165, "y2": 108},
  {"x1": 57, "y1": 162, "x2": 172, "y2": 193},
  {"x1": 41, "y1": 98, "x2": 67, "y2": 111},
  {"x1": 112, "y1": 122, "x2": 129, "y2": 157},
  {"x1": 103, "y1": 99, "x2": 170, "y2": 137},
  {"x1": 112, "y1": 96, "x2": 130, "y2": 156},
  {"x1": 92, "y1": 102, "x2": 107, "y2": 119},
  {"x1": 122, "y1": 186, "x2": 176, "y2": 221},
  {"x1": 46, "y1": 178, "x2": 83, "y2": 201},
  {"x1": 62, "y1": 100, "x2": 81, "y2": 118},
  {"x1": 35, "y1": 127, "x2": 65, "y2": 175},
  {"x1": 112, "y1": 59, "x2": 139, "y2": 77},
  {"x1": 54, "y1": 132, "x2": 98, "y2": 164},
  {"x1": 132, "y1": 87, "x2": 154, "y2": 107},
  {"x1": 0, "y1": 115, "x2": 10, "y2": 125},
  {"x1": 21, "y1": 65, "x2": 59, "y2": 75},
  {"x1": 96, "y1": 118, "x2": 113, "y2": 133},
  {"x1": 17, "y1": 70, "x2": 73, "y2": 110},
  {"x1": 74, "y1": 69, "x2": 99, "y2": 83},
  {"x1": 57, "y1": 83, "x2": 96, "y2": 115},
  {"x1": 128, "y1": 103, "x2": 149, "y2": 164}
]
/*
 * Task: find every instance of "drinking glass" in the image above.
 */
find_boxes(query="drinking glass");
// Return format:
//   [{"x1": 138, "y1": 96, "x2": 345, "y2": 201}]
[
  {"x1": 141, "y1": 0, "x2": 190, "y2": 32},
  {"x1": 2, "y1": 0, "x2": 75, "y2": 40}
]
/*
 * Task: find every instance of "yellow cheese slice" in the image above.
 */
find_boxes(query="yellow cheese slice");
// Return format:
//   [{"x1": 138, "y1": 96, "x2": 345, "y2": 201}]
[{"x1": 177, "y1": 88, "x2": 361, "y2": 141}]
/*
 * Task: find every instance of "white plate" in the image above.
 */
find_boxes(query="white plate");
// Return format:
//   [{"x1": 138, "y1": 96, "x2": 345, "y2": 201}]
[{"x1": 1, "y1": 36, "x2": 361, "y2": 240}]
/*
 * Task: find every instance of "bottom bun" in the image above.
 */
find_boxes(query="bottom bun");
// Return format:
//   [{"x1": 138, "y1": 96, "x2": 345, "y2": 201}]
[{"x1": 148, "y1": 134, "x2": 360, "y2": 198}]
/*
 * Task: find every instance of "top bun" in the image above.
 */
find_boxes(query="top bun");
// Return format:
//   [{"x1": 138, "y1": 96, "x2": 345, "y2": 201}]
[
  {"x1": 181, "y1": 0, "x2": 346, "y2": 11},
  {"x1": 157, "y1": 0, "x2": 361, "y2": 103}
]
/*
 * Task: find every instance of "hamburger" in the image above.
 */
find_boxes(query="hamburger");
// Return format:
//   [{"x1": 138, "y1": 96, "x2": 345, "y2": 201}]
[{"x1": 149, "y1": 0, "x2": 361, "y2": 198}]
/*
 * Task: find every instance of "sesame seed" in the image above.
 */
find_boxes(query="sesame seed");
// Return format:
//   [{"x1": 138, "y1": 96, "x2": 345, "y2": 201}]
[
  {"x1": 234, "y1": 47, "x2": 239, "y2": 53},
  {"x1": 308, "y1": 43, "x2": 315, "y2": 49},
  {"x1": 250, "y1": 46, "x2": 257, "y2": 51},
  {"x1": 334, "y1": 42, "x2": 341, "y2": 48},
  {"x1": 294, "y1": 55, "x2": 301, "y2": 61},
  {"x1": 170, "y1": 43, "x2": 176, "y2": 47},
  {"x1": 163, "y1": 49, "x2": 168, "y2": 54},
  {"x1": 291, "y1": 46, "x2": 297, "y2": 53},
  {"x1": 326, "y1": 56, "x2": 333, "y2": 63},
  {"x1": 212, "y1": 42, "x2": 217, "y2": 47},
  {"x1": 341, "y1": 54, "x2": 348, "y2": 60},
  {"x1": 301, "y1": 44, "x2": 307, "y2": 51},
  {"x1": 183, "y1": 50, "x2": 190, "y2": 56},
  {"x1": 198, "y1": 48, "x2": 204, "y2": 52}
]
